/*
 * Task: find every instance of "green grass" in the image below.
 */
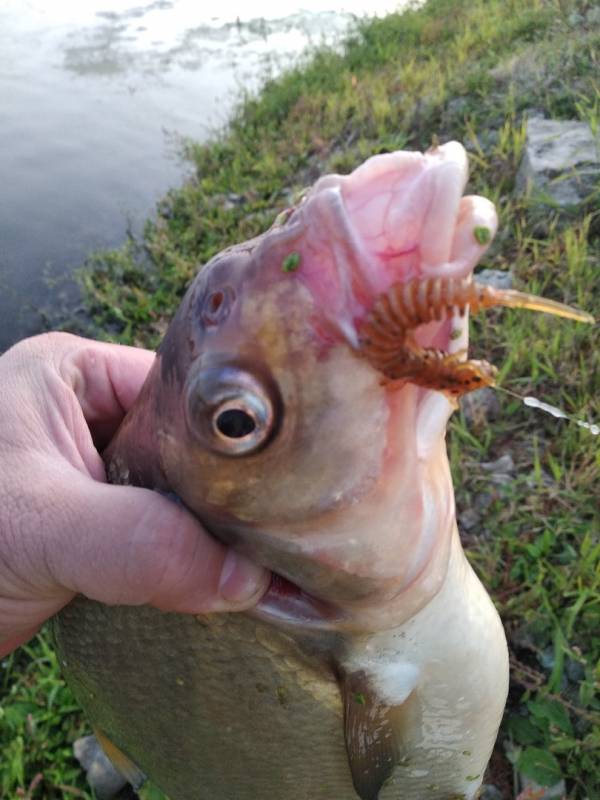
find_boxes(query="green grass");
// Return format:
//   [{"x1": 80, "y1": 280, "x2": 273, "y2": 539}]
[
  {"x1": 0, "y1": 634, "x2": 89, "y2": 798},
  {"x1": 2, "y1": 0, "x2": 599, "y2": 796}
]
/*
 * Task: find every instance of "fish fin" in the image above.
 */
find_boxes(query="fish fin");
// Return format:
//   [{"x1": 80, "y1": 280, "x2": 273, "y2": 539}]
[
  {"x1": 341, "y1": 670, "x2": 415, "y2": 800},
  {"x1": 93, "y1": 727, "x2": 146, "y2": 790}
]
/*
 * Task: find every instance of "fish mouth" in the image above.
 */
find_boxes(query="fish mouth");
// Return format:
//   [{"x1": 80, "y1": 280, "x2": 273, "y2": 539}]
[
  {"x1": 303, "y1": 141, "x2": 497, "y2": 346},
  {"x1": 296, "y1": 141, "x2": 498, "y2": 450},
  {"x1": 255, "y1": 574, "x2": 344, "y2": 630}
]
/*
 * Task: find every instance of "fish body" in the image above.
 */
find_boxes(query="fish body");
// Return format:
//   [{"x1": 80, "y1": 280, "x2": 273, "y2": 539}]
[
  {"x1": 56, "y1": 535, "x2": 506, "y2": 800},
  {"x1": 54, "y1": 142, "x2": 510, "y2": 799}
]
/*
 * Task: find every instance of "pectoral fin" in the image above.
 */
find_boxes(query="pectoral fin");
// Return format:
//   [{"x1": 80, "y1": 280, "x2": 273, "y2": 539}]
[
  {"x1": 93, "y1": 727, "x2": 147, "y2": 791},
  {"x1": 342, "y1": 670, "x2": 397, "y2": 800},
  {"x1": 340, "y1": 664, "x2": 419, "y2": 800}
]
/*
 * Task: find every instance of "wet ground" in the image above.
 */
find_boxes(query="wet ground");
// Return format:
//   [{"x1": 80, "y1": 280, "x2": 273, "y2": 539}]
[{"x1": 0, "y1": 0, "x2": 403, "y2": 352}]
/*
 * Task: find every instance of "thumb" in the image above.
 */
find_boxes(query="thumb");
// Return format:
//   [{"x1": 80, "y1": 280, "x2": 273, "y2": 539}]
[{"x1": 59, "y1": 474, "x2": 270, "y2": 614}]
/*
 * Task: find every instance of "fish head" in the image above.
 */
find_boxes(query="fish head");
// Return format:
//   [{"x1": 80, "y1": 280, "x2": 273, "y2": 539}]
[{"x1": 107, "y1": 142, "x2": 497, "y2": 627}]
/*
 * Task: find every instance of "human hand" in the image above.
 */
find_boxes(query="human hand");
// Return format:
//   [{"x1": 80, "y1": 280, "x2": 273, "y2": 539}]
[{"x1": 0, "y1": 333, "x2": 270, "y2": 657}]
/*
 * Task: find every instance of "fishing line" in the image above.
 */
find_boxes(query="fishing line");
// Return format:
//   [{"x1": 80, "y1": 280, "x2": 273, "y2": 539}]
[{"x1": 492, "y1": 384, "x2": 599, "y2": 436}]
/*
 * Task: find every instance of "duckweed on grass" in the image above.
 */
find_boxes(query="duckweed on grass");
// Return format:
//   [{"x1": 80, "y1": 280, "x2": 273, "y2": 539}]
[{"x1": 2, "y1": 0, "x2": 599, "y2": 796}]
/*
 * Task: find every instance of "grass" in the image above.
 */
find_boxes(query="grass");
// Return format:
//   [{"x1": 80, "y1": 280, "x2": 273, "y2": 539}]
[{"x1": 2, "y1": 0, "x2": 599, "y2": 796}]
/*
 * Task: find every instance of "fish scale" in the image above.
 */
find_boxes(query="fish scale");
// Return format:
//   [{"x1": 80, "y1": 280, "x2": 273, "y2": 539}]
[
  {"x1": 54, "y1": 529, "x2": 506, "y2": 800},
  {"x1": 54, "y1": 600, "x2": 358, "y2": 799}
]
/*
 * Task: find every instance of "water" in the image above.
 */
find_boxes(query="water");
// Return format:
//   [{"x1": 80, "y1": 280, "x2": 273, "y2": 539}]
[{"x1": 0, "y1": 0, "x2": 406, "y2": 352}]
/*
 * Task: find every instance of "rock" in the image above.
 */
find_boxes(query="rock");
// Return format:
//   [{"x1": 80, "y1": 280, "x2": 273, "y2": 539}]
[
  {"x1": 525, "y1": 468, "x2": 556, "y2": 490},
  {"x1": 537, "y1": 646, "x2": 555, "y2": 671},
  {"x1": 567, "y1": 12, "x2": 585, "y2": 27},
  {"x1": 587, "y1": 6, "x2": 600, "y2": 26},
  {"x1": 516, "y1": 116, "x2": 600, "y2": 208},
  {"x1": 447, "y1": 96, "x2": 468, "y2": 117},
  {"x1": 480, "y1": 785, "x2": 504, "y2": 800},
  {"x1": 480, "y1": 453, "x2": 515, "y2": 484},
  {"x1": 460, "y1": 387, "x2": 501, "y2": 428},
  {"x1": 565, "y1": 657, "x2": 585, "y2": 683},
  {"x1": 73, "y1": 735, "x2": 128, "y2": 800},
  {"x1": 458, "y1": 508, "x2": 481, "y2": 532},
  {"x1": 481, "y1": 453, "x2": 515, "y2": 473},
  {"x1": 474, "y1": 491, "x2": 495, "y2": 513},
  {"x1": 222, "y1": 193, "x2": 246, "y2": 211},
  {"x1": 475, "y1": 269, "x2": 513, "y2": 290},
  {"x1": 519, "y1": 776, "x2": 567, "y2": 799}
]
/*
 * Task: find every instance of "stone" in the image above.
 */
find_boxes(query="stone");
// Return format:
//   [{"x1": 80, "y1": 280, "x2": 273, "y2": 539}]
[
  {"x1": 474, "y1": 491, "x2": 495, "y2": 513},
  {"x1": 447, "y1": 97, "x2": 468, "y2": 117},
  {"x1": 481, "y1": 453, "x2": 515, "y2": 474},
  {"x1": 475, "y1": 269, "x2": 513, "y2": 290},
  {"x1": 73, "y1": 735, "x2": 128, "y2": 800},
  {"x1": 516, "y1": 116, "x2": 600, "y2": 208},
  {"x1": 587, "y1": 6, "x2": 600, "y2": 26},
  {"x1": 567, "y1": 12, "x2": 585, "y2": 27},
  {"x1": 222, "y1": 193, "x2": 246, "y2": 211},
  {"x1": 525, "y1": 468, "x2": 556, "y2": 490},
  {"x1": 458, "y1": 508, "x2": 481, "y2": 532},
  {"x1": 460, "y1": 387, "x2": 501, "y2": 428},
  {"x1": 479, "y1": 453, "x2": 515, "y2": 486},
  {"x1": 519, "y1": 776, "x2": 567, "y2": 799},
  {"x1": 480, "y1": 785, "x2": 504, "y2": 800},
  {"x1": 565, "y1": 657, "x2": 585, "y2": 683},
  {"x1": 537, "y1": 646, "x2": 556, "y2": 671}
]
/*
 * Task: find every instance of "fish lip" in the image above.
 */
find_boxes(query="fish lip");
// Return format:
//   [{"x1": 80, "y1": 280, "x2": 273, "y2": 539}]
[{"x1": 254, "y1": 574, "x2": 344, "y2": 631}]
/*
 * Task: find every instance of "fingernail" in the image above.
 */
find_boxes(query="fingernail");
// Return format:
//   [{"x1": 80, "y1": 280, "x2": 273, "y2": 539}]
[{"x1": 217, "y1": 550, "x2": 269, "y2": 609}]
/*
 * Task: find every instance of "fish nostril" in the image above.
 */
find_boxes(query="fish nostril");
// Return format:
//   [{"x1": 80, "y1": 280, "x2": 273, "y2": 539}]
[
  {"x1": 201, "y1": 286, "x2": 235, "y2": 327},
  {"x1": 210, "y1": 291, "x2": 224, "y2": 312}
]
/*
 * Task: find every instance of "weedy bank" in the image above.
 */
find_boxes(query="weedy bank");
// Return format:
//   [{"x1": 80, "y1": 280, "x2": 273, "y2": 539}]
[{"x1": 1, "y1": 0, "x2": 598, "y2": 797}]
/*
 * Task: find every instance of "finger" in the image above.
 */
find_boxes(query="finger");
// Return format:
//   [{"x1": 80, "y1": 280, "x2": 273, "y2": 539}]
[
  {"x1": 62, "y1": 337, "x2": 155, "y2": 417},
  {"x1": 56, "y1": 333, "x2": 156, "y2": 445},
  {"x1": 54, "y1": 473, "x2": 270, "y2": 614}
]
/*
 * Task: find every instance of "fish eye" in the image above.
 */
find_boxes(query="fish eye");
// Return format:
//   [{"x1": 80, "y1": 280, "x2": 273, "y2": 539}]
[
  {"x1": 186, "y1": 365, "x2": 279, "y2": 456},
  {"x1": 211, "y1": 392, "x2": 270, "y2": 453},
  {"x1": 215, "y1": 407, "x2": 256, "y2": 439}
]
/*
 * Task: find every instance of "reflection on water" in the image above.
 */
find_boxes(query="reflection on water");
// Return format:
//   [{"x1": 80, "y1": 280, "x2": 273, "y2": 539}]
[{"x1": 0, "y1": 0, "x2": 404, "y2": 352}]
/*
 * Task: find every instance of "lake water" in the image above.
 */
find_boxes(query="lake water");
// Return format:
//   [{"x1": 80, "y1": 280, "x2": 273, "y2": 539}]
[{"x1": 0, "y1": 0, "x2": 406, "y2": 352}]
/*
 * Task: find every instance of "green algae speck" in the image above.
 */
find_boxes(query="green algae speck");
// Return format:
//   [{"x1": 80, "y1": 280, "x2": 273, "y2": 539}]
[
  {"x1": 450, "y1": 327, "x2": 462, "y2": 340},
  {"x1": 473, "y1": 226, "x2": 491, "y2": 245},
  {"x1": 353, "y1": 692, "x2": 366, "y2": 705},
  {"x1": 282, "y1": 252, "x2": 301, "y2": 272}
]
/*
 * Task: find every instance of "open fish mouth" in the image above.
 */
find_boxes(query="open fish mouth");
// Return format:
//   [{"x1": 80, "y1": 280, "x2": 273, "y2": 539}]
[
  {"x1": 256, "y1": 139, "x2": 595, "y2": 524},
  {"x1": 266, "y1": 141, "x2": 501, "y2": 454},
  {"x1": 285, "y1": 141, "x2": 592, "y2": 406},
  {"x1": 293, "y1": 141, "x2": 497, "y2": 352}
]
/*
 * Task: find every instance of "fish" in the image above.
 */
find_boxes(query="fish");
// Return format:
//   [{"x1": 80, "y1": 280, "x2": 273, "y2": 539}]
[{"x1": 52, "y1": 141, "x2": 592, "y2": 800}]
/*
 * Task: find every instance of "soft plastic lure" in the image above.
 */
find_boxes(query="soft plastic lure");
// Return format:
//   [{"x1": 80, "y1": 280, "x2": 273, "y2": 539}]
[{"x1": 358, "y1": 277, "x2": 594, "y2": 397}]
